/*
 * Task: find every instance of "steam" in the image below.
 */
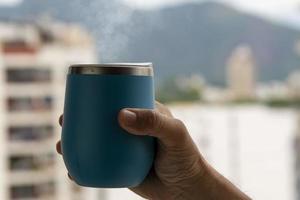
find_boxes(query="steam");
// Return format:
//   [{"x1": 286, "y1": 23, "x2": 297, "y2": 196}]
[{"x1": 70, "y1": 0, "x2": 136, "y2": 62}]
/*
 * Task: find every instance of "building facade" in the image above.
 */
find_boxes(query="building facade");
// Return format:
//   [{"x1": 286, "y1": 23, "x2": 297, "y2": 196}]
[
  {"x1": 0, "y1": 20, "x2": 102, "y2": 200},
  {"x1": 287, "y1": 71, "x2": 300, "y2": 100},
  {"x1": 294, "y1": 111, "x2": 300, "y2": 200},
  {"x1": 226, "y1": 45, "x2": 256, "y2": 101},
  {"x1": 170, "y1": 104, "x2": 296, "y2": 200}
]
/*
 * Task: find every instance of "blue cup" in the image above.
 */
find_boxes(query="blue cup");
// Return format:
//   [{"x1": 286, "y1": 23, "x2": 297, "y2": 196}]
[{"x1": 61, "y1": 63, "x2": 156, "y2": 188}]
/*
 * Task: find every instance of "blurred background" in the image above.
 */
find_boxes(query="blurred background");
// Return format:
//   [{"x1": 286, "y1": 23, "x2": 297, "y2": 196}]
[{"x1": 0, "y1": 0, "x2": 299, "y2": 199}]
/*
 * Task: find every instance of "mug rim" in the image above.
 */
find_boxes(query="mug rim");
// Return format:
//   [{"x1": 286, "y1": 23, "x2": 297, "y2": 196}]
[{"x1": 68, "y1": 63, "x2": 153, "y2": 76}]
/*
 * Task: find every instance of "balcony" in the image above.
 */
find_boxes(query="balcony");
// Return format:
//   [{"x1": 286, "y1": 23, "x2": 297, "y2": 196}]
[
  {"x1": 7, "y1": 96, "x2": 53, "y2": 112},
  {"x1": 6, "y1": 68, "x2": 51, "y2": 83},
  {"x1": 8, "y1": 125, "x2": 55, "y2": 154},
  {"x1": 9, "y1": 154, "x2": 56, "y2": 185},
  {"x1": 9, "y1": 167, "x2": 56, "y2": 185},
  {"x1": 3, "y1": 41, "x2": 38, "y2": 55},
  {"x1": 6, "y1": 84, "x2": 53, "y2": 97},
  {"x1": 7, "y1": 112, "x2": 54, "y2": 125},
  {"x1": 11, "y1": 197, "x2": 55, "y2": 200},
  {"x1": 8, "y1": 139, "x2": 54, "y2": 155},
  {"x1": 9, "y1": 154, "x2": 55, "y2": 170},
  {"x1": 10, "y1": 181, "x2": 55, "y2": 200},
  {"x1": 9, "y1": 125, "x2": 54, "y2": 142}
]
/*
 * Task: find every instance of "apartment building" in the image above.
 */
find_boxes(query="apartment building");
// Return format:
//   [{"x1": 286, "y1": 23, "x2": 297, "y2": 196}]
[
  {"x1": 0, "y1": 19, "x2": 100, "y2": 200},
  {"x1": 226, "y1": 45, "x2": 256, "y2": 101}
]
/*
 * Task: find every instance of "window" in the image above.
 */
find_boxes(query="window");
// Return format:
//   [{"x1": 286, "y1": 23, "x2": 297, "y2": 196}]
[
  {"x1": 10, "y1": 181, "x2": 55, "y2": 199},
  {"x1": 9, "y1": 125, "x2": 53, "y2": 142},
  {"x1": 6, "y1": 68, "x2": 51, "y2": 83},
  {"x1": 10, "y1": 153, "x2": 55, "y2": 171},
  {"x1": 10, "y1": 185, "x2": 36, "y2": 199},
  {"x1": 7, "y1": 96, "x2": 53, "y2": 111}
]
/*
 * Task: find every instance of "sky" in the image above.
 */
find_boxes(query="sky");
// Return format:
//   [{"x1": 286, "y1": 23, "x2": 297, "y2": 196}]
[
  {"x1": 0, "y1": 0, "x2": 20, "y2": 6},
  {"x1": 1, "y1": 0, "x2": 299, "y2": 13},
  {"x1": 0, "y1": 0, "x2": 299, "y2": 27},
  {"x1": 123, "y1": 0, "x2": 300, "y2": 27},
  {"x1": 0, "y1": 0, "x2": 299, "y2": 18},
  {"x1": 123, "y1": 0, "x2": 300, "y2": 14}
]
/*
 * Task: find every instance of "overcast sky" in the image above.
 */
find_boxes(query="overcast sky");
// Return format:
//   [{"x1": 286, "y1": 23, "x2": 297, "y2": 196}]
[
  {"x1": 123, "y1": 0, "x2": 300, "y2": 27},
  {"x1": 123, "y1": 0, "x2": 300, "y2": 13},
  {"x1": 1, "y1": 0, "x2": 299, "y2": 13},
  {"x1": 125, "y1": 0, "x2": 300, "y2": 15},
  {"x1": 0, "y1": 0, "x2": 299, "y2": 27},
  {"x1": 0, "y1": 0, "x2": 19, "y2": 5}
]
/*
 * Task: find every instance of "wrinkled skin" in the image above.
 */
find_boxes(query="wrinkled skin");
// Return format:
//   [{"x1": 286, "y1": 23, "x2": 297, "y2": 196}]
[{"x1": 56, "y1": 101, "x2": 251, "y2": 200}]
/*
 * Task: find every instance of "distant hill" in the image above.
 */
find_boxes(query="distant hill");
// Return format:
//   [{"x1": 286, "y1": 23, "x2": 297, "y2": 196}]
[
  {"x1": 120, "y1": 3, "x2": 300, "y2": 85},
  {"x1": 0, "y1": 1, "x2": 299, "y2": 85}
]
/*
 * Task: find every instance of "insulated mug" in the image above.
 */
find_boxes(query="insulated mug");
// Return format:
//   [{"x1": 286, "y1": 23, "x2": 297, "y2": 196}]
[{"x1": 61, "y1": 63, "x2": 155, "y2": 188}]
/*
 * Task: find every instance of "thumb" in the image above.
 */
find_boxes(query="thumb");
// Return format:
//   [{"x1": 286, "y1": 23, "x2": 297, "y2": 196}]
[{"x1": 118, "y1": 108, "x2": 189, "y2": 147}]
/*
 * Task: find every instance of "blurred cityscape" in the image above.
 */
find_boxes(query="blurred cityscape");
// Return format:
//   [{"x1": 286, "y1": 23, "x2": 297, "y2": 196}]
[
  {"x1": 0, "y1": 19, "x2": 103, "y2": 200},
  {"x1": 0, "y1": 1, "x2": 299, "y2": 200},
  {"x1": 158, "y1": 43, "x2": 300, "y2": 105}
]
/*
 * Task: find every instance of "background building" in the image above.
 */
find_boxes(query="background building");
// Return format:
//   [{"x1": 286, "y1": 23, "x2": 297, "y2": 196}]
[
  {"x1": 288, "y1": 71, "x2": 300, "y2": 100},
  {"x1": 170, "y1": 104, "x2": 296, "y2": 200},
  {"x1": 0, "y1": 19, "x2": 100, "y2": 200},
  {"x1": 0, "y1": 0, "x2": 298, "y2": 199},
  {"x1": 226, "y1": 45, "x2": 256, "y2": 101},
  {"x1": 294, "y1": 111, "x2": 300, "y2": 200}
]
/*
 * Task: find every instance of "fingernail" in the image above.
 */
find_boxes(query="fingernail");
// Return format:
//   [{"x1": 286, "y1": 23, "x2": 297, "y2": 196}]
[{"x1": 122, "y1": 109, "x2": 137, "y2": 126}]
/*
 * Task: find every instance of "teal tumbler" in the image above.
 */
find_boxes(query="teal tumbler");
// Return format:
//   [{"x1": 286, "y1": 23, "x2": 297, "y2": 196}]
[{"x1": 61, "y1": 63, "x2": 155, "y2": 188}]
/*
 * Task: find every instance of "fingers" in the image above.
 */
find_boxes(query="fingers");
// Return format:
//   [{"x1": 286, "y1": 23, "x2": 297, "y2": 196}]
[
  {"x1": 59, "y1": 115, "x2": 63, "y2": 126},
  {"x1": 56, "y1": 141, "x2": 73, "y2": 181},
  {"x1": 56, "y1": 141, "x2": 62, "y2": 154},
  {"x1": 57, "y1": 115, "x2": 74, "y2": 181},
  {"x1": 56, "y1": 115, "x2": 62, "y2": 154},
  {"x1": 57, "y1": 115, "x2": 63, "y2": 154},
  {"x1": 118, "y1": 108, "x2": 188, "y2": 148},
  {"x1": 56, "y1": 140, "x2": 73, "y2": 181}
]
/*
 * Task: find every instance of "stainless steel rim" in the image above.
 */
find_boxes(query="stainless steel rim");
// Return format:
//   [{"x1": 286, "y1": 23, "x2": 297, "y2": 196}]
[{"x1": 68, "y1": 63, "x2": 153, "y2": 76}]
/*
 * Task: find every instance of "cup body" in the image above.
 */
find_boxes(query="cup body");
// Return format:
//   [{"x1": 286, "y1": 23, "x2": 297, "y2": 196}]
[{"x1": 61, "y1": 63, "x2": 155, "y2": 188}]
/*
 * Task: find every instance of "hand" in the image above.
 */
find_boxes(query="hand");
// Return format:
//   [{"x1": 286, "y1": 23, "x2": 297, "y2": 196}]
[{"x1": 56, "y1": 101, "x2": 251, "y2": 200}]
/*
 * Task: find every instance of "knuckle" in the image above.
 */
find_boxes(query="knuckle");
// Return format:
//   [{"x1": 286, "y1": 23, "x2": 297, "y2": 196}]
[
  {"x1": 146, "y1": 110, "x2": 165, "y2": 132},
  {"x1": 153, "y1": 112, "x2": 165, "y2": 131},
  {"x1": 147, "y1": 110, "x2": 159, "y2": 128},
  {"x1": 174, "y1": 118, "x2": 185, "y2": 129},
  {"x1": 138, "y1": 110, "x2": 157, "y2": 130},
  {"x1": 173, "y1": 118, "x2": 188, "y2": 136}
]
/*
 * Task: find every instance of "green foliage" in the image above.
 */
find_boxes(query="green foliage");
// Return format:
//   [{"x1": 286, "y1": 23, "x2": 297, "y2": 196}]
[
  {"x1": 156, "y1": 77, "x2": 202, "y2": 103},
  {"x1": 231, "y1": 98, "x2": 257, "y2": 104},
  {"x1": 263, "y1": 98, "x2": 300, "y2": 108}
]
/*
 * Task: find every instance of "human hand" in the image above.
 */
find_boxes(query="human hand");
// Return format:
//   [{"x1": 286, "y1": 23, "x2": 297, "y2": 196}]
[{"x1": 57, "y1": 101, "x2": 251, "y2": 200}]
